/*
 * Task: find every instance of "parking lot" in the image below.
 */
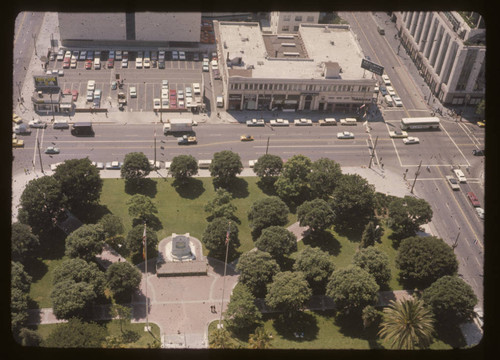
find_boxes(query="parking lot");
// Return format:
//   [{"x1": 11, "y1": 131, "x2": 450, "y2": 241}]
[{"x1": 46, "y1": 50, "x2": 206, "y2": 112}]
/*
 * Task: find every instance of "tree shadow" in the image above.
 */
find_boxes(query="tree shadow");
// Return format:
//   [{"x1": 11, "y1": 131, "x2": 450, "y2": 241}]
[
  {"x1": 256, "y1": 178, "x2": 277, "y2": 196},
  {"x1": 272, "y1": 311, "x2": 319, "y2": 341},
  {"x1": 132, "y1": 215, "x2": 163, "y2": 231},
  {"x1": 172, "y1": 178, "x2": 205, "y2": 199},
  {"x1": 225, "y1": 177, "x2": 249, "y2": 199},
  {"x1": 37, "y1": 228, "x2": 66, "y2": 260},
  {"x1": 433, "y1": 322, "x2": 467, "y2": 349},
  {"x1": 73, "y1": 203, "x2": 111, "y2": 224},
  {"x1": 125, "y1": 178, "x2": 158, "y2": 197},
  {"x1": 334, "y1": 225, "x2": 364, "y2": 242},
  {"x1": 276, "y1": 256, "x2": 295, "y2": 272},
  {"x1": 23, "y1": 257, "x2": 48, "y2": 283},
  {"x1": 301, "y1": 230, "x2": 341, "y2": 257}
]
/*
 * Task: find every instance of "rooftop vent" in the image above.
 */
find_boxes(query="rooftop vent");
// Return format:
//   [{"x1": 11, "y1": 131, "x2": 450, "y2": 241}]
[
  {"x1": 281, "y1": 43, "x2": 296, "y2": 47},
  {"x1": 283, "y1": 52, "x2": 300, "y2": 56},
  {"x1": 330, "y1": 40, "x2": 335, "y2": 45},
  {"x1": 277, "y1": 35, "x2": 294, "y2": 39}
]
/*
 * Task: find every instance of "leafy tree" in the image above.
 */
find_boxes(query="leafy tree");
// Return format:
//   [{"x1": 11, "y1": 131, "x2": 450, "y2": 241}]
[
  {"x1": 329, "y1": 174, "x2": 376, "y2": 230},
  {"x1": 106, "y1": 262, "x2": 142, "y2": 302},
  {"x1": 169, "y1": 154, "x2": 198, "y2": 184},
  {"x1": 293, "y1": 245, "x2": 336, "y2": 295},
  {"x1": 98, "y1": 213, "x2": 124, "y2": 240},
  {"x1": 65, "y1": 224, "x2": 105, "y2": 262},
  {"x1": 378, "y1": 299, "x2": 435, "y2": 350},
  {"x1": 11, "y1": 222, "x2": 40, "y2": 263},
  {"x1": 224, "y1": 283, "x2": 262, "y2": 332},
  {"x1": 388, "y1": 196, "x2": 433, "y2": 242},
  {"x1": 475, "y1": 99, "x2": 485, "y2": 117},
  {"x1": 326, "y1": 265, "x2": 379, "y2": 314},
  {"x1": 236, "y1": 250, "x2": 280, "y2": 298},
  {"x1": 53, "y1": 158, "x2": 103, "y2": 211},
  {"x1": 296, "y1": 198, "x2": 335, "y2": 233},
  {"x1": 43, "y1": 318, "x2": 108, "y2": 347},
  {"x1": 352, "y1": 246, "x2": 391, "y2": 288},
  {"x1": 209, "y1": 150, "x2": 243, "y2": 188},
  {"x1": 362, "y1": 305, "x2": 382, "y2": 329},
  {"x1": 265, "y1": 271, "x2": 312, "y2": 317},
  {"x1": 11, "y1": 287, "x2": 29, "y2": 333},
  {"x1": 18, "y1": 175, "x2": 66, "y2": 234},
  {"x1": 18, "y1": 328, "x2": 43, "y2": 346},
  {"x1": 274, "y1": 154, "x2": 312, "y2": 205},
  {"x1": 120, "y1": 152, "x2": 151, "y2": 185},
  {"x1": 422, "y1": 275, "x2": 477, "y2": 325},
  {"x1": 253, "y1": 154, "x2": 283, "y2": 184},
  {"x1": 110, "y1": 302, "x2": 132, "y2": 333},
  {"x1": 127, "y1": 194, "x2": 159, "y2": 225},
  {"x1": 204, "y1": 188, "x2": 238, "y2": 222},
  {"x1": 248, "y1": 327, "x2": 273, "y2": 349},
  {"x1": 396, "y1": 236, "x2": 458, "y2": 289},
  {"x1": 308, "y1": 158, "x2": 342, "y2": 200},
  {"x1": 360, "y1": 221, "x2": 382, "y2": 248},
  {"x1": 201, "y1": 217, "x2": 240, "y2": 260},
  {"x1": 125, "y1": 225, "x2": 158, "y2": 258},
  {"x1": 209, "y1": 327, "x2": 235, "y2": 349},
  {"x1": 11, "y1": 261, "x2": 32, "y2": 293},
  {"x1": 255, "y1": 226, "x2": 297, "y2": 265},
  {"x1": 53, "y1": 258, "x2": 106, "y2": 298},
  {"x1": 51, "y1": 279, "x2": 98, "y2": 320},
  {"x1": 247, "y1": 196, "x2": 289, "y2": 238}
]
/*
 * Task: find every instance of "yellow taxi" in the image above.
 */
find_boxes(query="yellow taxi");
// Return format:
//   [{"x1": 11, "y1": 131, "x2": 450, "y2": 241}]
[
  {"x1": 12, "y1": 138, "x2": 24, "y2": 148},
  {"x1": 477, "y1": 120, "x2": 485, "y2": 127},
  {"x1": 13, "y1": 113, "x2": 22, "y2": 124},
  {"x1": 240, "y1": 135, "x2": 254, "y2": 141}
]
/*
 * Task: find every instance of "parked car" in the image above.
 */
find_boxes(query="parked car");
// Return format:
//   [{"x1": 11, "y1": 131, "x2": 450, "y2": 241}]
[
  {"x1": 477, "y1": 120, "x2": 485, "y2": 127},
  {"x1": 294, "y1": 118, "x2": 313, "y2": 126},
  {"x1": 158, "y1": 60, "x2": 165, "y2": 69},
  {"x1": 130, "y1": 86, "x2": 137, "y2": 98},
  {"x1": 379, "y1": 86, "x2": 388, "y2": 96},
  {"x1": 472, "y1": 149, "x2": 485, "y2": 156},
  {"x1": 319, "y1": 118, "x2": 337, "y2": 126},
  {"x1": 79, "y1": 50, "x2": 87, "y2": 60},
  {"x1": 107, "y1": 59, "x2": 114, "y2": 68},
  {"x1": 105, "y1": 161, "x2": 122, "y2": 170},
  {"x1": 337, "y1": 131, "x2": 355, "y2": 139},
  {"x1": 57, "y1": 49, "x2": 65, "y2": 61},
  {"x1": 85, "y1": 60, "x2": 92, "y2": 69},
  {"x1": 270, "y1": 119, "x2": 289, "y2": 126},
  {"x1": 172, "y1": 50, "x2": 179, "y2": 60},
  {"x1": 403, "y1": 137, "x2": 419, "y2": 144},
  {"x1": 162, "y1": 79, "x2": 169, "y2": 89},
  {"x1": 386, "y1": 86, "x2": 396, "y2": 96},
  {"x1": 71, "y1": 90, "x2": 79, "y2": 101},
  {"x1": 121, "y1": 59, "x2": 128, "y2": 68},
  {"x1": 445, "y1": 175, "x2": 460, "y2": 191},
  {"x1": 392, "y1": 96, "x2": 403, "y2": 107},
  {"x1": 115, "y1": 50, "x2": 122, "y2": 60},
  {"x1": 153, "y1": 98, "x2": 161, "y2": 110},
  {"x1": 179, "y1": 51, "x2": 186, "y2": 60},
  {"x1": 87, "y1": 80, "x2": 96, "y2": 91},
  {"x1": 111, "y1": 81, "x2": 117, "y2": 90},
  {"x1": 475, "y1": 208, "x2": 484, "y2": 220},
  {"x1": 44, "y1": 146, "x2": 60, "y2": 154}
]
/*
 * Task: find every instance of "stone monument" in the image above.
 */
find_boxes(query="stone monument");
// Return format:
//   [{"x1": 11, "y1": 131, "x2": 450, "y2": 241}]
[{"x1": 171, "y1": 233, "x2": 195, "y2": 261}]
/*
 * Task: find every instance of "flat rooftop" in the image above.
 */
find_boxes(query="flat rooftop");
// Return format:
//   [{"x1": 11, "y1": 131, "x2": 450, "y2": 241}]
[{"x1": 218, "y1": 22, "x2": 367, "y2": 80}]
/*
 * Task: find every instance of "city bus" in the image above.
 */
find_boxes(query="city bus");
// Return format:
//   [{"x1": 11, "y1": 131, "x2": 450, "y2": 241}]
[
  {"x1": 401, "y1": 117, "x2": 440, "y2": 130},
  {"x1": 71, "y1": 122, "x2": 94, "y2": 136}
]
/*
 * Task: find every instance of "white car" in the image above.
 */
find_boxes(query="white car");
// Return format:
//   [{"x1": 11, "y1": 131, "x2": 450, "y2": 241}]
[
  {"x1": 161, "y1": 98, "x2": 169, "y2": 108},
  {"x1": 202, "y1": 63, "x2": 209, "y2": 72},
  {"x1": 185, "y1": 87, "x2": 192, "y2": 98},
  {"x1": 144, "y1": 58, "x2": 151, "y2": 68},
  {"x1": 158, "y1": 51, "x2": 165, "y2": 61},
  {"x1": 87, "y1": 80, "x2": 96, "y2": 91},
  {"x1": 149, "y1": 160, "x2": 161, "y2": 170},
  {"x1": 136, "y1": 58, "x2": 143, "y2": 68},
  {"x1": 474, "y1": 306, "x2": 484, "y2": 328},
  {"x1": 172, "y1": 50, "x2": 179, "y2": 60},
  {"x1": 177, "y1": 90, "x2": 184, "y2": 100},
  {"x1": 446, "y1": 175, "x2": 460, "y2": 191},
  {"x1": 382, "y1": 74, "x2": 391, "y2": 85},
  {"x1": 79, "y1": 50, "x2": 87, "y2": 60},
  {"x1": 403, "y1": 136, "x2": 420, "y2": 144},
  {"x1": 386, "y1": 86, "x2": 396, "y2": 96},
  {"x1": 337, "y1": 131, "x2": 355, "y2": 139},
  {"x1": 29, "y1": 119, "x2": 47, "y2": 128},
  {"x1": 179, "y1": 51, "x2": 186, "y2": 60},
  {"x1": 453, "y1": 169, "x2": 467, "y2": 183},
  {"x1": 57, "y1": 49, "x2": 65, "y2": 61},
  {"x1": 94, "y1": 89, "x2": 102, "y2": 100},
  {"x1": 130, "y1": 86, "x2": 137, "y2": 98},
  {"x1": 475, "y1": 207, "x2": 484, "y2": 220},
  {"x1": 86, "y1": 90, "x2": 94, "y2": 102},
  {"x1": 161, "y1": 88, "x2": 169, "y2": 99},
  {"x1": 153, "y1": 98, "x2": 161, "y2": 110},
  {"x1": 319, "y1": 118, "x2": 337, "y2": 126},
  {"x1": 178, "y1": 100, "x2": 185, "y2": 108},
  {"x1": 249, "y1": 160, "x2": 258, "y2": 168},
  {"x1": 121, "y1": 59, "x2": 128, "y2": 68},
  {"x1": 95, "y1": 162, "x2": 104, "y2": 170},
  {"x1": 162, "y1": 80, "x2": 169, "y2": 89},
  {"x1": 246, "y1": 119, "x2": 265, "y2": 127},
  {"x1": 389, "y1": 130, "x2": 408, "y2": 138},
  {"x1": 270, "y1": 119, "x2": 289, "y2": 126},
  {"x1": 392, "y1": 96, "x2": 403, "y2": 107},
  {"x1": 115, "y1": 50, "x2": 122, "y2": 60},
  {"x1": 294, "y1": 118, "x2": 312, "y2": 126}
]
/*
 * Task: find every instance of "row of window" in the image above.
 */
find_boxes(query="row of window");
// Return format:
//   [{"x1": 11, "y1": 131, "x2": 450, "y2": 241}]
[
  {"x1": 281, "y1": 25, "x2": 300, "y2": 32},
  {"x1": 283, "y1": 15, "x2": 316, "y2": 22},
  {"x1": 229, "y1": 82, "x2": 371, "y2": 93}
]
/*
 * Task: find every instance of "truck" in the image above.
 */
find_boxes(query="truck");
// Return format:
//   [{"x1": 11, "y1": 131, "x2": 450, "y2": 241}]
[
  {"x1": 13, "y1": 124, "x2": 31, "y2": 135},
  {"x1": 71, "y1": 122, "x2": 94, "y2": 136},
  {"x1": 177, "y1": 135, "x2": 197, "y2": 145},
  {"x1": 163, "y1": 118, "x2": 193, "y2": 134},
  {"x1": 118, "y1": 92, "x2": 127, "y2": 105},
  {"x1": 216, "y1": 96, "x2": 224, "y2": 108}
]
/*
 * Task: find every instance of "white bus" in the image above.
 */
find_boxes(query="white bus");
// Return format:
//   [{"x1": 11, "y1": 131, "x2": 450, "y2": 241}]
[{"x1": 401, "y1": 117, "x2": 440, "y2": 130}]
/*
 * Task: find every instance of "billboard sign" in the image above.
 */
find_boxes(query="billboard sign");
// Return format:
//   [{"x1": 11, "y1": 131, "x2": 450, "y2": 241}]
[
  {"x1": 33, "y1": 75, "x2": 58, "y2": 89},
  {"x1": 361, "y1": 59, "x2": 384, "y2": 76}
]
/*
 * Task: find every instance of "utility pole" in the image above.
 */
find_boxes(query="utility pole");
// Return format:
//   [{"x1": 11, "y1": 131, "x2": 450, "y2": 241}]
[
  {"x1": 410, "y1": 160, "x2": 422, "y2": 194},
  {"x1": 218, "y1": 221, "x2": 231, "y2": 329},
  {"x1": 368, "y1": 136, "x2": 379, "y2": 168},
  {"x1": 37, "y1": 139, "x2": 44, "y2": 174},
  {"x1": 153, "y1": 127, "x2": 157, "y2": 166}
]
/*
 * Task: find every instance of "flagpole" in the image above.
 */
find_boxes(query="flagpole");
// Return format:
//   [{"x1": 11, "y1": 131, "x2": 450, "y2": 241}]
[
  {"x1": 143, "y1": 222, "x2": 149, "y2": 331},
  {"x1": 218, "y1": 221, "x2": 231, "y2": 328}
]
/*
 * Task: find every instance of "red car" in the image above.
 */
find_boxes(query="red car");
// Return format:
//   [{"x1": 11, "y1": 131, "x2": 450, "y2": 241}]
[
  {"x1": 63, "y1": 89, "x2": 72, "y2": 96},
  {"x1": 63, "y1": 60, "x2": 70, "y2": 69},
  {"x1": 467, "y1": 192, "x2": 480, "y2": 207},
  {"x1": 85, "y1": 60, "x2": 92, "y2": 69},
  {"x1": 71, "y1": 90, "x2": 79, "y2": 101},
  {"x1": 107, "y1": 59, "x2": 114, "y2": 68}
]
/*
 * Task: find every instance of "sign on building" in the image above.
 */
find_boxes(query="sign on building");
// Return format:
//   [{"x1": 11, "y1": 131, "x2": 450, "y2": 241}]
[
  {"x1": 33, "y1": 75, "x2": 59, "y2": 89},
  {"x1": 360, "y1": 59, "x2": 384, "y2": 76}
]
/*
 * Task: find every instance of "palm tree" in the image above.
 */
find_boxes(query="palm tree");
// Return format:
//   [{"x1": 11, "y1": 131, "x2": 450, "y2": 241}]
[
  {"x1": 378, "y1": 298, "x2": 435, "y2": 350},
  {"x1": 209, "y1": 328, "x2": 234, "y2": 349},
  {"x1": 248, "y1": 327, "x2": 273, "y2": 349}
]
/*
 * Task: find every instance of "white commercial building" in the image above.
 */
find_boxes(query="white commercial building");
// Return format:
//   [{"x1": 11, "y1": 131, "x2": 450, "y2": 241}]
[
  {"x1": 269, "y1": 11, "x2": 320, "y2": 34},
  {"x1": 394, "y1": 11, "x2": 485, "y2": 105},
  {"x1": 214, "y1": 21, "x2": 376, "y2": 112}
]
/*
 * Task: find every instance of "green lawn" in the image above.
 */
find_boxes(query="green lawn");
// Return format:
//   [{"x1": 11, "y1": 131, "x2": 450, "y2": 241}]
[
  {"x1": 34, "y1": 320, "x2": 160, "y2": 348},
  {"x1": 28, "y1": 257, "x2": 68, "y2": 309}
]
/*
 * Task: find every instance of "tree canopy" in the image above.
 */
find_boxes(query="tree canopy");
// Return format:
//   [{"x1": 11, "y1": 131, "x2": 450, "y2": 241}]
[
  {"x1": 253, "y1": 154, "x2": 283, "y2": 182},
  {"x1": 293, "y1": 245, "x2": 336, "y2": 295},
  {"x1": 201, "y1": 217, "x2": 240, "y2": 261},
  {"x1": 274, "y1": 154, "x2": 312, "y2": 205},
  {"x1": 53, "y1": 158, "x2": 103, "y2": 212},
  {"x1": 209, "y1": 150, "x2": 243, "y2": 188},
  {"x1": 98, "y1": 213, "x2": 124, "y2": 240},
  {"x1": 127, "y1": 194, "x2": 159, "y2": 227},
  {"x1": 125, "y1": 225, "x2": 158, "y2": 258},
  {"x1": 224, "y1": 283, "x2": 262, "y2": 332},
  {"x1": 11, "y1": 261, "x2": 32, "y2": 293},
  {"x1": 11, "y1": 262, "x2": 31, "y2": 333},
  {"x1": 329, "y1": 174, "x2": 376, "y2": 230},
  {"x1": 352, "y1": 246, "x2": 391, "y2": 288},
  {"x1": 106, "y1": 262, "x2": 142, "y2": 302},
  {"x1": 18, "y1": 175, "x2": 66, "y2": 234},
  {"x1": 422, "y1": 275, "x2": 477, "y2": 325},
  {"x1": 308, "y1": 158, "x2": 342, "y2": 200},
  {"x1": 65, "y1": 224, "x2": 105, "y2": 262},
  {"x1": 360, "y1": 221, "x2": 382, "y2": 248},
  {"x1": 296, "y1": 198, "x2": 335, "y2": 233},
  {"x1": 247, "y1": 196, "x2": 289, "y2": 238},
  {"x1": 388, "y1": 196, "x2": 433, "y2": 242},
  {"x1": 169, "y1": 154, "x2": 198, "y2": 184},
  {"x1": 396, "y1": 236, "x2": 458, "y2": 289},
  {"x1": 53, "y1": 258, "x2": 106, "y2": 298},
  {"x1": 120, "y1": 152, "x2": 151, "y2": 184},
  {"x1": 204, "y1": 188, "x2": 238, "y2": 222},
  {"x1": 51, "y1": 279, "x2": 98, "y2": 320},
  {"x1": 43, "y1": 318, "x2": 108, "y2": 347},
  {"x1": 11, "y1": 222, "x2": 40, "y2": 263},
  {"x1": 236, "y1": 250, "x2": 280, "y2": 298},
  {"x1": 326, "y1": 265, "x2": 379, "y2": 314},
  {"x1": 255, "y1": 226, "x2": 297, "y2": 265},
  {"x1": 265, "y1": 271, "x2": 312, "y2": 317}
]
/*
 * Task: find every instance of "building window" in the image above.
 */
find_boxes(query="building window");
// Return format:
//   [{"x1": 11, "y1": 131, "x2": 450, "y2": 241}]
[
  {"x1": 282, "y1": 25, "x2": 289, "y2": 32},
  {"x1": 307, "y1": 16, "x2": 314, "y2": 22},
  {"x1": 259, "y1": 84, "x2": 263, "y2": 90},
  {"x1": 293, "y1": 26, "x2": 299, "y2": 31},
  {"x1": 244, "y1": 83, "x2": 249, "y2": 90},
  {"x1": 295, "y1": 16, "x2": 302, "y2": 21},
  {"x1": 284, "y1": 15, "x2": 291, "y2": 21}
]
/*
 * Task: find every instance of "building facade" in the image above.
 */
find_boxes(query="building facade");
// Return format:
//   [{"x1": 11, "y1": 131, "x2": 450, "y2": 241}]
[
  {"x1": 394, "y1": 11, "x2": 485, "y2": 106},
  {"x1": 269, "y1": 12, "x2": 320, "y2": 34},
  {"x1": 215, "y1": 21, "x2": 375, "y2": 113}
]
